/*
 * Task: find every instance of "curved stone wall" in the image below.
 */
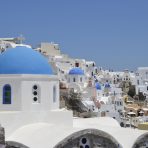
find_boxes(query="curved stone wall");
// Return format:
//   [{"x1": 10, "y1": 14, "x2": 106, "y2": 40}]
[
  {"x1": 6, "y1": 141, "x2": 29, "y2": 148},
  {"x1": 54, "y1": 128, "x2": 122, "y2": 148},
  {"x1": 132, "y1": 133, "x2": 148, "y2": 148}
]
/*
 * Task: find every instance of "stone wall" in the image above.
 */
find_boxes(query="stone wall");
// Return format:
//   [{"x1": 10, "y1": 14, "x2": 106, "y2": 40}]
[
  {"x1": 0, "y1": 125, "x2": 28, "y2": 148},
  {"x1": 54, "y1": 129, "x2": 122, "y2": 148},
  {"x1": 132, "y1": 133, "x2": 148, "y2": 148},
  {"x1": 0, "y1": 125, "x2": 5, "y2": 148},
  {"x1": 6, "y1": 141, "x2": 29, "y2": 148}
]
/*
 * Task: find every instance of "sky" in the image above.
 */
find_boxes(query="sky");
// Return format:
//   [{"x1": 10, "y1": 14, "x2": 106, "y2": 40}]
[{"x1": 0, "y1": 0, "x2": 148, "y2": 71}]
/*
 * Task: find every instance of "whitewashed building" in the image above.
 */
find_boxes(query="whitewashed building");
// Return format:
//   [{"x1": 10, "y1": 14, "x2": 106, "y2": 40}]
[{"x1": 135, "y1": 67, "x2": 148, "y2": 97}]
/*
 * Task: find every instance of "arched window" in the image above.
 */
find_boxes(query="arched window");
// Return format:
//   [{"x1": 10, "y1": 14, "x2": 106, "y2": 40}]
[
  {"x1": 3, "y1": 84, "x2": 11, "y2": 104},
  {"x1": 53, "y1": 86, "x2": 57, "y2": 103},
  {"x1": 73, "y1": 77, "x2": 76, "y2": 82}
]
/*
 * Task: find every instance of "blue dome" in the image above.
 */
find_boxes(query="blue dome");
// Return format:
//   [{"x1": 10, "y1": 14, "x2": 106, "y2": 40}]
[
  {"x1": 69, "y1": 67, "x2": 84, "y2": 75},
  {"x1": 0, "y1": 46, "x2": 52, "y2": 75},
  {"x1": 104, "y1": 83, "x2": 111, "y2": 88},
  {"x1": 95, "y1": 82, "x2": 101, "y2": 90}
]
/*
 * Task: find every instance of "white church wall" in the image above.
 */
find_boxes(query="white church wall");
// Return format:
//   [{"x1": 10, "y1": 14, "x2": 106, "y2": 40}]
[
  {"x1": 48, "y1": 80, "x2": 59, "y2": 110},
  {"x1": 21, "y1": 79, "x2": 59, "y2": 111},
  {"x1": 68, "y1": 75, "x2": 85, "y2": 84},
  {"x1": 21, "y1": 81, "x2": 48, "y2": 111}
]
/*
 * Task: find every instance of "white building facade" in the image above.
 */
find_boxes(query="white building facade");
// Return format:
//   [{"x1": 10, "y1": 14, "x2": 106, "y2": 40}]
[{"x1": 135, "y1": 67, "x2": 148, "y2": 97}]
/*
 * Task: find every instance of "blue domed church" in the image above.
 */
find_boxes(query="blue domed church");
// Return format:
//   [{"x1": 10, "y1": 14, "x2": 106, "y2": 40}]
[
  {"x1": 0, "y1": 45, "x2": 74, "y2": 147},
  {"x1": 68, "y1": 67, "x2": 85, "y2": 83},
  {"x1": 67, "y1": 67, "x2": 85, "y2": 92},
  {"x1": 0, "y1": 46, "x2": 59, "y2": 111}
]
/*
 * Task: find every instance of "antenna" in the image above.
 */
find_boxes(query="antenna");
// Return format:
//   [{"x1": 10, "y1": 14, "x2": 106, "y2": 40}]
[
  {"x1": 19, "y1": 34, "x2": 25, "y2": 44},
  {"x1": 15, "y1": 34, "x2": 25, "y2": 44}
]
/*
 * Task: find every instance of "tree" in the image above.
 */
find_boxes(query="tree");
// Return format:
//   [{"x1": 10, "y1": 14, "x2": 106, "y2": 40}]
[
  {"x1": 65, "y1": 89, "x2": 88, "y2": 113},
  {"x1": 138, "y1": 92, "x2": 146, "y2": 101},
  {"x1": 128, "y1": 85, "x2": 136, "y2": 98},
  {"x1": 120, "y1": 81, "x2": 131, "y2": 93}
]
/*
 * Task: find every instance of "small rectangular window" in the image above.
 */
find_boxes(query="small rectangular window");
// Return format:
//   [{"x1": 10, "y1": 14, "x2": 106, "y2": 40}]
[
  {"x1": 120, "y1": 102, "x2": 122, "y2": 105},
  {"x1": 53, "y1": 86, "x2": 57, "y2": 103}
]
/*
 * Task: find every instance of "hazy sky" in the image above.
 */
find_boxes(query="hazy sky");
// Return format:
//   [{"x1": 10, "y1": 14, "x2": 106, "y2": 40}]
[{"x1": 0, "y1": 0, "x2": 148, "y2": 71}]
